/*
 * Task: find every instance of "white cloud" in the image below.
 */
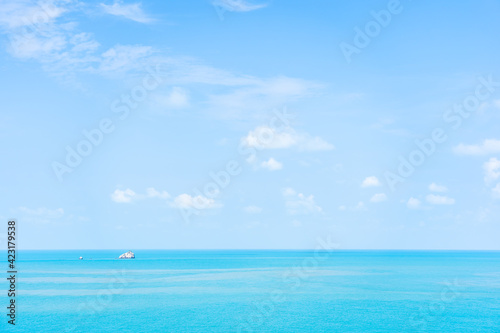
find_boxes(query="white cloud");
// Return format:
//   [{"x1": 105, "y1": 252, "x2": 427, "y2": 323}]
[
  {"x1": 260, "y1": 157, "x2": 283, "y2": 171},
  {"x1": 492, "y1": 183, "x2": 500, "y2": 199},
  {"x1": 241, "y1": 125, "x2": 333, "y2": 152},
  {"x1": 370, "y1": 118, "x2": 410, "y2": 137},
  {"x1": 206, "y1": 77, "x2": 322, "y2": 120},
  {"x1": 172, "y1": 194, "x2": 219, "y2": 210},
  {"x1": 151, "y1": 87, "x2": 190, "y2": 109},
  {"x1": 212, "y1": 0, "x2": 267, "y2": 12},
  {"x1": 483, "y1": 158, "x2": 500, "y2": 184},
  {"x1": 99, "y1": 44, "x2": 152, "y2": 72},
  {"x1": 0, "y1": 1, "x2": 66, "y2": 29},
  {"x1": 18, "y1": 206, "x2": 65, "y2": 224},
  {"x1": 339, "y1": 202, "x2": 366, "y2": 211},
  {"x1": 0, "y1": 1, "x2": 323, "y2": 117},
  {"x1": 112, "y1": 187, "x2": 170, "y2": 203},
  {"x1": 453, "y1": 139, "x2": 500, "y2": 155},
  {"x1": 111, "y1": 188, "x2": 136, "y2": 203},
  {"x1": 19, "y1": 206, "x2": 64, "y2": 218},
  {"x1": 361, "y1": 176, "x2": 381, "y2": 187},
  {"x1": 406, "y1": 197, "x2": 421, "y2": 209},
  {"x1": 282, "y1": 187, "x2": 296, "y2": 196},
  {"x1": 243, "y1": 205, "x2": 262, "y2": 214},
  {"x1": 426, "y1": 194, "x2": 455, "y2": 205},
  {"x1": 282, "y1": 188, "x2": 322, "y2": 215},
  {"x1": 8, "y1": 31, "x2": 67, "y2": 59},
  {"x1": 0, "y1": 0, "x2": 325, "y2": 115},
  {"x1": 146, "y1": 187, "x2": 170, "y2": 199},
  {"x1": 1, "y1": 0, "x2": 69, "y2": 60},
  {"x1": 0, "y1": 1, "x2": 103, "y2": 73},
  {"x1": 429, "y1": 183, "x2": 448, "y2": 192},
  {"x1": 354, "y1": 201, "x2": 365, "y2": 211},
  {"x1": 0, "y1": 0, "x2": 157, "y2": 83},
  {"x1": 370, "y1": 193, "x2": 387, "y2": 203},
  {"x1": 100, "y1": 1, "x2": 154, "y2": 23}
]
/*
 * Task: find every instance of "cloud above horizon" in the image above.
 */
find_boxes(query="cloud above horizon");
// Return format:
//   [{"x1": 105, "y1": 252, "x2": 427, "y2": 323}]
[
  {"x1": 453, "y1": 139, "x2": 500, "y2": 155},
  {"x1": 361, "y1": 176, "x2": 381, "y2": 188},
  {"x1": 260, "y1": 157, "x2": 283, "y2": 171},
  {"x1": 212, "y1": 0, "x2": 267, "y2": 12},
  {"x1": 429, "y1": 183, "x2": 448, "y2": 192},
  {"x1": 406, "y1": 197, "x2": 421, "y2": 209},
  {"x1": 483, "y1": 158, "x2": 500, "y2": 184},
  {"x1": 426, "y1": 194, "x2": 455, "y2": 205},
  {"x1": 370, "y1": 193, "x2": 387, "y2": 203},
  {"x1": 492, "y1": 183, "x2": 500, "y2": 199},
  {"x1": 243, "y1": 205, "x2": 262, "y2": 214},
  {"x1": 100, "y1": 1, "x2": 155, "y2": 24},
  {"x1": 171, "y1": 194, "x2": 220, "y2": 210},
  {"x1": 111, "y1": 188, "x2": 136, "y2": 203},
  {"x1": 241, "y1": 125, "x2": 334, "y2": 152},
  {"x1": 111, "y1": 187, "x2": 169, "y2": 203},
  {"x1": 282, "y1": 187, "x2": 322, "y2": 215},
  {"x1": 18, "y1": 206, "x2": 65, "y2": 224}
]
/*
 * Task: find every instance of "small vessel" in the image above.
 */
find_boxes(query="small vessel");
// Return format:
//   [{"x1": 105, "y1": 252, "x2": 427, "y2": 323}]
[{"x1": 79, "y1": 257, "x2": 83, "y2": 260}]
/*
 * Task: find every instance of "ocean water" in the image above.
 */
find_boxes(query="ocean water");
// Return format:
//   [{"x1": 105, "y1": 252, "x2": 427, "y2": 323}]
[{"x1": 1, "y1": 250, "x2": 499, "y2": 332}]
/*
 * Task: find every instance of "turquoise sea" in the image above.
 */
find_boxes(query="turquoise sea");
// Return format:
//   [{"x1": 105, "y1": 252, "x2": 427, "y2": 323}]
[{"x1": 1, "y1": 250, "x2": 499, "y2": 332}]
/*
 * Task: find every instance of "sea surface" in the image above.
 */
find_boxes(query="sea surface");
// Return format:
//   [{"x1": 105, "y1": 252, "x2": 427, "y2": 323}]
[{"x1": 1, "y1": 250, "x2": 499, "y2": 332}]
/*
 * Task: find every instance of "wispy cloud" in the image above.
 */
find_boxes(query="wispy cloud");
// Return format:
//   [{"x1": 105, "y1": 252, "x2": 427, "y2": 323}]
[
  {"x1": 282, "y1": 188, "x2": 322, "y2": 215},
  {"x1": 483, "y1": 158, "x2": 500, "y2": 184},
  {"x1": 18, "y1": 206, "x2": 64, "y2": 224},
  {"x1": 1, "y1": 1, "x2": 77, "y2": 61},
  {"x1": 19, "y1": 206, "x2": 64, "y2": 218},
  {"x1": 150, "y1": 87, "x2": 190, "y2": 110},
  {"x1": 492, "y1": 183, "x2": 500, "y2": 199},
  {"x1": 206, "y1": 76, "x2": 322, "y2": 119},
  {"x1": 338, "y1": 201, "x2": 366, "y2": 212},
  {"x1": 453, "y1": 139, "x2": 500, "y2": 155},
  {"x1": 426, "y1": 194, "x2": 455, "y2": 205},
  {"x1": 146, "y1": 187, "x2": 170, "y2": 199},
  {"x1": 171, "y1": 194, "x2": 220, "y2": 210},
  {"x1": 260, "y1": 157, "x2": 283, "y2": 171},
  {"x1": 429, "y1": 183, "x2": 448, "y2": 192},
  {"x1": 241, "y1": 125, "x2": 334, "y2": 152},
  {"x1": 212, "y1": 0, "x2": 267, "y2": 12},
  {"x1": 98, "y1": 44, "x2": 152, "y2": 72},
  {"x1": 0, "y1": 0, "x2": 155, "y2": 83},
  {"x1": 1, "y1": 1, "x2": 322, "y2": 115},
  {"x1": 406, "y1": 197, "x2": 421, "y2": 209},
  {"x1": 361, "y1": 176, "x2": 381, "y2": 188},
  {"x1": 243, "y1": 205, "x2": 262, "y2": 214},
  {"x1": 0, "y1": 0, "x2": 66, "y2": 29},
  {"x1": 111, "y1": 188, "x2": 136, "y2": 203},
  {"x1": 370, "y1": 193, "x2": 387, "y2": 203},
  {"x1": 370, "y1": 118, "x2": 411, "y2": 137},
  {"x1": 110, "y1": 187, "x2": 220, "y2": 212},
  {"x1": 111, "y1": 187, "x2": 169, "y2": 203},
  {"x1": 100, "y1": 1, "x2": 155, "y2": 24}
]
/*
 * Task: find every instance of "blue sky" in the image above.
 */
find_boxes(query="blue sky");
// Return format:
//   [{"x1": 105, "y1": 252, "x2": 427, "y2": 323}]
[{"x1": 1, "y1": 0, "x2": 500, "y2": 250}]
